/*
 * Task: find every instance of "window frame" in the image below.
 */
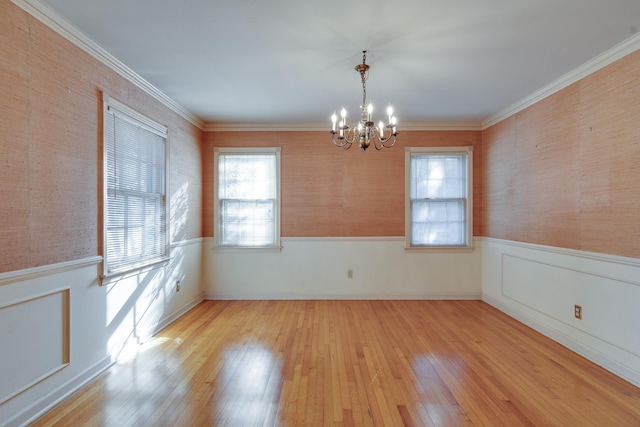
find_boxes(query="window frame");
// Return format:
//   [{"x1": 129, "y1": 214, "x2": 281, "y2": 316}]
[
  {"x1": 102, "y1": 93, "x2": 170, "y2": 279},
  {"x1": 404, "y1": 146, "x2": 474, "y2": 251},
  {"x1": 213, "y1": 147, "x2": 282, "y2": 251}
]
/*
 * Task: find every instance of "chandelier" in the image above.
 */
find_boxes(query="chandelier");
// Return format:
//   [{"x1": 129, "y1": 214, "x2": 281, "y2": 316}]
[{"x1": 330, "y1": 51, "x2": 398, "y2": 151}]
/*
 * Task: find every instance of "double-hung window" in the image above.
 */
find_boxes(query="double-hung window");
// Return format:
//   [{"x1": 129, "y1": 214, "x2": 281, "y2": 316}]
[
  {"x1": 405, "y1": 146, "x2": 473, "y2": 249},
  {"x1": 102, "y1": 93, "x2": 169, "y2": 277},
  {"x1": 214, "y1": 147, "x2": 281, "y2": 249}
]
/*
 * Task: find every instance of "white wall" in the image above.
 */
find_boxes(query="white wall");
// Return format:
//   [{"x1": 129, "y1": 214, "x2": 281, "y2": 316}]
[
  {"x1": 203, "y1": 237, "x2": 483, "y2": 300},
  {"x1": 481, "y1": 237, "x2": 640, "y2": 388},
  {"x1": 0, "y1": 239, "x2": 203, "y2": 427}
]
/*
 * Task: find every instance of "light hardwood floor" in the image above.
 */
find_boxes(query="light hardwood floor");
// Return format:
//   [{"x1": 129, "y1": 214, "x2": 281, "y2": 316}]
[{"x1": 31, "y1": 300, "x2": 640, "y2": 426}]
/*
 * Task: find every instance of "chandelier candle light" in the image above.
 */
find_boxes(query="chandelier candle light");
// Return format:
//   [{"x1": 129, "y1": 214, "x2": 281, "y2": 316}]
[{"x1": 330, "y1": 51, "x2": 398, "y2": 151}]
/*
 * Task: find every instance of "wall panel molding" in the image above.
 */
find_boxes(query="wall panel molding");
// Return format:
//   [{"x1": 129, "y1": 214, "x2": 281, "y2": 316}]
[
  {"x1": 481, "y1": 238, "x2": 640, "y2": 388},
  {"x1": 7, "y1": 356, "x2": 112, "y2": 427},
  {"x1": 1, "y1": 240, "x2": 204, "y2": 426},
  {"x1": 501, "y1": 254, "x2": 640, "y2": 359},
  {"x1": 483, "y1": 294, "x2": 640, "y2": 388},
  {"x1": 0, "y1": 256, "x2": 102, "y2": 287},
  {"x1": 482, "y1": 237, "x2": 640, "y2": 268},
  {"x1": 0, "y1": 288, "x2": 70, "y2": 405}
]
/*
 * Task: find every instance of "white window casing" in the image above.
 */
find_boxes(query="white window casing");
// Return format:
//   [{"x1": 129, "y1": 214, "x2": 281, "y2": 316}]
[
  {"x1": 214, "y1": 147, "x2": 281, "y2": 251},
  {"x1": 405, "y1": 146, "x2": 473, "y2": 251},
  {"x1": 102, "y1": 93, "x2": 169, "y2": 279}
]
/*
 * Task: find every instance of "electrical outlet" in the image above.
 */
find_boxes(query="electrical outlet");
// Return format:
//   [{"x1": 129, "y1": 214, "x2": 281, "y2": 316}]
[
  {"x1": 347, "y1": 269, "x2": 353, "y2": 279},
  {"x1": 176, "y1": 280, "x2": 181, "y2": 292},
  {"x1": 574, "y1": 305, "x2": 582, "y2": 319}
]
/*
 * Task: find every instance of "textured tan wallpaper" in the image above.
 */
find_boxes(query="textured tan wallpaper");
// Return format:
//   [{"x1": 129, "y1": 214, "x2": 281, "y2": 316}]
[
  {"x1": 203, "y1": 130, "x2": 483, "y2": 238},
  {"x1": 483, "y1": 50, "x2": 640, "y2": 259},
  {"x1": 0, "y1": 0, "x2": 203, "y2": 273},
  {"x1": 6, "y1": 0, "x2": 635, "y2": 271}
]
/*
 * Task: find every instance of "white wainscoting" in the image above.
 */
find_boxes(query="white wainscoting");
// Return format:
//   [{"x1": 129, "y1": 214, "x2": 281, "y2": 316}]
[
  {"x1": 203, "y1": 237, "x2": 483, "y2": 300},
  {"x1": 0, "y1": 288, "x2": 70, "y2": 406},
  {"x1": 0, "y1": 239, "x2": 204, "y2": 427},
  {"x1": 481, "y1": 237, "x2": 640, "y2": 388}
]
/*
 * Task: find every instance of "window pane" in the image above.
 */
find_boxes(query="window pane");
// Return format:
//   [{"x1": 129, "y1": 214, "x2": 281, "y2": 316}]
[
  {"x1": 219, "y1": 154, "x2": 276, "y2": 199},
  {"x1": 411, "y1": 200, "x2": 466, "y2": 245},
  {"x1": 220, "y1": 200, "x2": 275, "y2": 246},
  {"x1": 106, "y1": 229, "x2": 124, "y2": 262},
  {"x1": 411, "y1": 154, "x2": 467, "y2": 199}
]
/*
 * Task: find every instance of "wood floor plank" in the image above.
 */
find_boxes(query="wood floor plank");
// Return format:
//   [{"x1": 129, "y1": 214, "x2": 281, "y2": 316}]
[{"x1": 30, "y1": 300, "x2": 640, "y2": 426}]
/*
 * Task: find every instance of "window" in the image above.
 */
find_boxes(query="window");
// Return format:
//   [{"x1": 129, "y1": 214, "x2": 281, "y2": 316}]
[
  {"x1": 405, "y1": 146, "x2": 473, "y2": 249},
  {"x1": 214, "y1": 147, "x2": 281, "y2": 249},
  {"x1": 102, "y1": 93, "x2": 169, "y2": 277}
]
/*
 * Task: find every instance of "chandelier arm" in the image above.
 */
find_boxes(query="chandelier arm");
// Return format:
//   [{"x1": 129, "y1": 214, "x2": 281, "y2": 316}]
[
  {"x1": 331, "y1": 134, "x2": 352, "y2": 149},
  {"x1": 366, "y1": 126, "x2": 397, "y2": 150},
  {"x1": 376, "y1": 132, "x2": 398, "y2": 148},
  {"x1": 330, "y1": 127, "x2": 359, "y2": 149},
  {"x1": 344, "y1": 128, "x2": 358, "y2": 144}
]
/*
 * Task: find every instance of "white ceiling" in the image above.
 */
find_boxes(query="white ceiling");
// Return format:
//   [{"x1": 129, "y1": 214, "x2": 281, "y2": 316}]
[{"x1": 39, "y1": 0, "x2": 640, "y2": 128}]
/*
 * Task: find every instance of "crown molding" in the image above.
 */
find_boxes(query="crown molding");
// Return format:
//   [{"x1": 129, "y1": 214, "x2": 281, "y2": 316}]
[
  {"x1": 11, "y1": 0, "x2": 205, "y2": 130},
  {"x1": 204, "y1": 121, "x2": 483, "y2": 132},
  {"x1": 12, "y1": 0, "x2": 639, "y2": 134},
  {"x1": 401, "y1": 122, "x2": 483, "y2": 131},
  {"x1": 482, "y1": 32, "x2": 640, "y2": 130},
  {"x1": 204, "y1": 122, "x2": 328, "y2": 132}
]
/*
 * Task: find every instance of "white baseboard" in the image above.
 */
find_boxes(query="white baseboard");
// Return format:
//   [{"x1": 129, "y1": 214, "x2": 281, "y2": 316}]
[
  {"x1": 204, "y1": 291, "x2": 482, "y2": 301},
  {"x1": 153, "y1": 293, "x2": 204, "y2": 334},
  {"x1": 5, "y1": 356, "x2": 113, "y2": 427},
  {"x1": 482, "y1": 294, "x2": 640, "y2": 388}
]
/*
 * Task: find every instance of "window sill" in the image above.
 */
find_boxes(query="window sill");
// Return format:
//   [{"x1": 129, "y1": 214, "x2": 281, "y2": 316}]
[
  {"x1": 100, "y1": 256, "x2": 171, "y2": 285},
  {"x1": 404, "y1": 245, "x2": 475, "y2": 253},
  {"x1": 211, "y1": 245, "x2": 283, "y2": 254}
]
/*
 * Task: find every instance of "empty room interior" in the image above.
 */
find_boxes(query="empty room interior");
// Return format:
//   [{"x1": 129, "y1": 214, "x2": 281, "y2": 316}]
[{"x1": 1, "y1": 0, "x2": 640, "y2": 425}]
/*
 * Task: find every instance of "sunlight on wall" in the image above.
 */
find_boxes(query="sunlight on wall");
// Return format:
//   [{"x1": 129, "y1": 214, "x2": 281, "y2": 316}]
[
  {"x1": 171, "y1": 181, "x2": 189, "y2": 243},
  {"x1": 105, "y1": 174, "x2": 192, "y2": 362},
  {"x1": 105, "y1": 267, "x2": 169, "y2": 360}
]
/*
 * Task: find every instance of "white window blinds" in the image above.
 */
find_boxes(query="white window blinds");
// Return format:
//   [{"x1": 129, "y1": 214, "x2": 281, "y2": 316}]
[
  {"x1": 103, "y1": 94, "x2": 168, "y2": 276},
  {"x1": 215, "y1": 148, "x2": 281, "y2": 248}
]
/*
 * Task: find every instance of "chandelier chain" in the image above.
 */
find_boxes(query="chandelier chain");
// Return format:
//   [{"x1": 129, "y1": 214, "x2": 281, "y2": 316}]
[
  {"x1": 361, "y1": 71, "x2": 367, "y2": 113},
  {"x1": 360, "y1": 52, "x2": 368, "y2": 111}
]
